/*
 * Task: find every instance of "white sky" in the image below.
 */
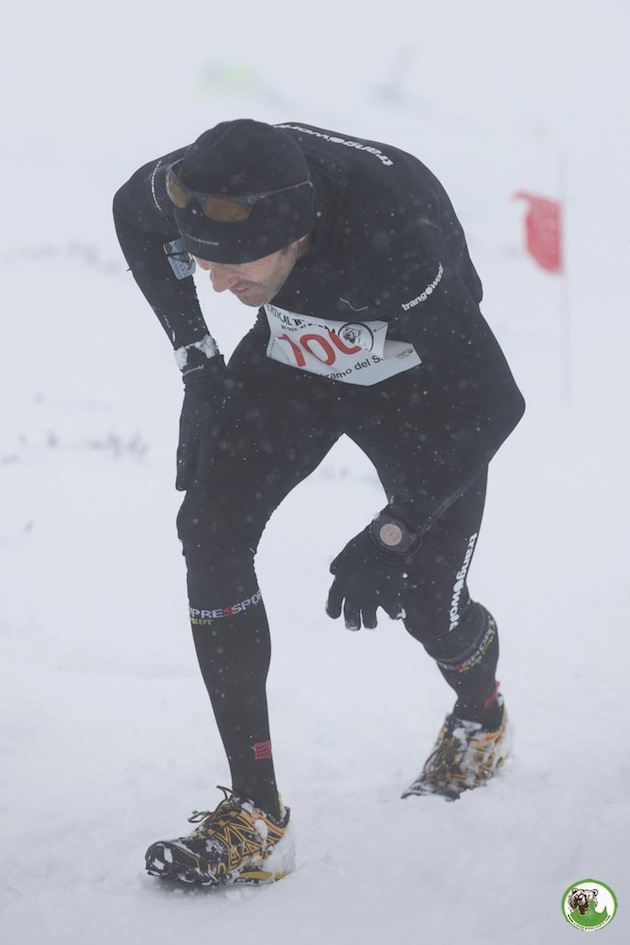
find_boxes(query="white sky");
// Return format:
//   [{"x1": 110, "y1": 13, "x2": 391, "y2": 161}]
[{"x1": 3, "y1": 0, "x2": 628, "y2": 146}]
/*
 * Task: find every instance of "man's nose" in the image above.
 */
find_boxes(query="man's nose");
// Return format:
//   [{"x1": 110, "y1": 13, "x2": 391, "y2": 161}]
[{"x1": 208, "y1": 264, "x2": 239, "y2": 292}]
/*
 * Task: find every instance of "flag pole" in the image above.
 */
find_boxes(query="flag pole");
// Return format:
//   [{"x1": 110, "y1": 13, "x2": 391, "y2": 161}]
[{"x1": 557, "y1": 149, "x2": 572, "y2": 408}]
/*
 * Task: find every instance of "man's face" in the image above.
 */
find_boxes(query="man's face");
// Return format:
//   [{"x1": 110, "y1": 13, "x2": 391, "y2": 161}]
[{"x1": 194, "y1": 239, "x2": 305, "y2": 308}]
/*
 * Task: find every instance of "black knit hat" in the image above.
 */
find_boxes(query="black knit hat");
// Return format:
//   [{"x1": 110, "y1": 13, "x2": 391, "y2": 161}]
[{"x1": 173, "y1": 119, "x2": 315, "y2": 263}]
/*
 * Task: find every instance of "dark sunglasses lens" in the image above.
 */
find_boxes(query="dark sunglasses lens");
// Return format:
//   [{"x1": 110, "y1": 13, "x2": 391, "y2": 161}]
[
  {"x1": 201, "y1": 196, "x2": 254, "y2": 223},
  {"x1": 166, "y1": 171, "x2": 189, "y2": 209}
]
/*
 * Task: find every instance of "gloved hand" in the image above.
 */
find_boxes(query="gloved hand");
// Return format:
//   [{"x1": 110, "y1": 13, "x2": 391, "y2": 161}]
[
  {"x1": 326, "y1": 512, "x2": 421, "y2": 631},
  {"x1": 176, "y1": 355, "x2": 230, "y2": 491}
]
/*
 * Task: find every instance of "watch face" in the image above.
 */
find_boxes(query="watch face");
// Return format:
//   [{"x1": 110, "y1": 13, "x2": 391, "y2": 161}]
[{"x1": 379, "y1": 522, "x2": 404, "y2": 547}]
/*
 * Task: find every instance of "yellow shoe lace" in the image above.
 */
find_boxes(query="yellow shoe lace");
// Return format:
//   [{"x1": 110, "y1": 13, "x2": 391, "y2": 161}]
[
  {"x1": 187, "y1": 786, "x2": 243, "y2": 835},
  {"x1": 423, "y1": 726, "x2": 467, "y2": 787}
]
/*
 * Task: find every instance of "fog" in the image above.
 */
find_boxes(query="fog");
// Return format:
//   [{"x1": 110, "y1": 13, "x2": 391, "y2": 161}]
[{"x1": 1, "y1": 2, "x2": 629, "y2": 943}]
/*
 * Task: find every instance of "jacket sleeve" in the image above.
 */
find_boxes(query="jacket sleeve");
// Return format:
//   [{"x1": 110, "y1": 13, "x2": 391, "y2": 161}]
[
  {"x1": 367, "y1": 221, "x2": 526, "y2": 531},
  {"x1": 112, "y1": 148, "x2": 214, "y2": 354}
]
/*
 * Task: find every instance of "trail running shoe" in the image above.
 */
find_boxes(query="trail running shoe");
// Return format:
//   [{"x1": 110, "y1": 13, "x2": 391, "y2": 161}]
[
  {"x1": 402, "y1": 698, "x2": 511, "y2": 801},
  {"x1": 145, "y1": 786, "x2": 294, "y2": 886}
]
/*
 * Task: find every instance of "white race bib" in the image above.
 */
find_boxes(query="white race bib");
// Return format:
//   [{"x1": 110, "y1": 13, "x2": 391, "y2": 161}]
[{"x1": 264, "y1": 304, "x2": 421, "y2": 386}]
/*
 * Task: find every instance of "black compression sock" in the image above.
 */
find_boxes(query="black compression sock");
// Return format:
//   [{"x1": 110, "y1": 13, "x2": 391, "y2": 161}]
[
  {"x1": 233, "y1": 773, "x2": 282, "y2": 821},
  {"x1": 454, "y1": 683, "x2": 503, "y2": 730}
]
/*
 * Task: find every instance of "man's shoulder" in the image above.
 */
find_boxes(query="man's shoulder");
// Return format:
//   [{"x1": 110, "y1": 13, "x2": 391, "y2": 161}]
[
  {"x1": 275, "y1": 122, "x2": 401, "y2": 171},
  {"x1": 275, "y1": 122, "x2": 436, "y2": 191},
  {"x1": 114, "y1": 144, "x2": 189, "y2": 229},
  {"x1": 278, "y1": 123, "x2": 443, "y2": 250}
]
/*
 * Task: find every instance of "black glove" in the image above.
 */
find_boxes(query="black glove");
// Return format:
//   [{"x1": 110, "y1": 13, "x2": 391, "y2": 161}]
[
  {"x1": 176, "y1": 356, "x2": 230, "y2": 491},
  {"x1": 326, "y1": 512, "x2": 421, "y2": 631}
]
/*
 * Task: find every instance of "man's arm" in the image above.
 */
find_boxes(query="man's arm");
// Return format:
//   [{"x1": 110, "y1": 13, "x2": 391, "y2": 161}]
[
  {"x1": 113, "y1": 150, "x2": 233, "y2": 491},
  {"x1": 368, "y1": 221, "x2": 525, "y2": 532},
  {"x1": 113, "y1": 148, "x2": 216, "y2": 360}
]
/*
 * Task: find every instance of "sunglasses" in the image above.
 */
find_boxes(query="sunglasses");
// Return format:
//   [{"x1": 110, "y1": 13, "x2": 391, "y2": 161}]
[{"x1": 165, "y1": 161, "x2": 313, "y2": 223}]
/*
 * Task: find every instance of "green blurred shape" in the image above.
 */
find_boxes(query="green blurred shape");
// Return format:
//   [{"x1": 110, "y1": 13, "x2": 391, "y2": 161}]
[{"x1": 199, "y1": 62, "x2": 259, "y2": 94}]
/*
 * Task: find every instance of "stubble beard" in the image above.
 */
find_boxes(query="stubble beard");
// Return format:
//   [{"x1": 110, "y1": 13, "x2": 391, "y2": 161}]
[
  {"x1": 234, "y1": 245, "x2": 299, "y2": 308},
  {"x1": 234, "y1": 286, "x2": 276, "y2": 308}
]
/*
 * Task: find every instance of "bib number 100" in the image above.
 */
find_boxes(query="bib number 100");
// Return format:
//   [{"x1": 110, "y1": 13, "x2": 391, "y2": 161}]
[{"x1": 276, "y1": 329, "x2": 362, "y2": 367}]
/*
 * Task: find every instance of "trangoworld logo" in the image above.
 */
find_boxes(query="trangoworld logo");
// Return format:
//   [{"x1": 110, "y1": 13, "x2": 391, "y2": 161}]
[
  {"x1": 449, "y1": 533, "x2": 478, "y2": 630},
  {"x1": 401, "y1": 263, "x2": 444, "y2": 311},
  {"x1": 275, "y1": 124, "x2": 395, "y2": 166},
  {"x1": 189, "y1": 591, "x2": 263, "y2": 626}
]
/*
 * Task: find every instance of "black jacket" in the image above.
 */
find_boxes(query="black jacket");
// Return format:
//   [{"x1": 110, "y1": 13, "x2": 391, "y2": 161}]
[{"x1": 113, "y1": 121, "x2": 525, "y2": 528}]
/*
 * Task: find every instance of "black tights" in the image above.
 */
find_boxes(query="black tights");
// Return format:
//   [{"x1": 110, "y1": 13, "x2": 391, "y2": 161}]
[{"x1": 177, "y1": 324, "x2": 501, "y2": 816}]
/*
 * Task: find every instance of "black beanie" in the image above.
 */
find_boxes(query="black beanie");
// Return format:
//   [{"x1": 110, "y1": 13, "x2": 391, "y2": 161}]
[{"x1": 173, "y1": 119, "x2": 315, "y2": 264}]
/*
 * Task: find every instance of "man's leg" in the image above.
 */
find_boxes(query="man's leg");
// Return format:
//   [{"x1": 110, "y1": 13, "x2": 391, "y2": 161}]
[
  {"x1": 398, "y1": 472, "x2": 502, "y2": 729},
  {"x1": 177, "y1": 330, "x2": 340, "y2": 817},
  {"x1": 344, "y1": 372, "x2": 501, "y2": 730}
]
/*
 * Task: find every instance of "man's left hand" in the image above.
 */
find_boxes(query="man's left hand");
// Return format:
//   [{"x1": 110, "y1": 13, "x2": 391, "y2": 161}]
[{"x1": 325, "y1": 518, "x2": 420, "y2": 631}]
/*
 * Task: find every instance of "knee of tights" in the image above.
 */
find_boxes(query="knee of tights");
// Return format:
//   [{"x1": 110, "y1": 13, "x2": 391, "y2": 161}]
[
  {"x1": 177, "y1": 503, "x2": 255, "y2": 560},
  {"x1": 421, "y1": 602, "x2": 494, "y2": 665}
]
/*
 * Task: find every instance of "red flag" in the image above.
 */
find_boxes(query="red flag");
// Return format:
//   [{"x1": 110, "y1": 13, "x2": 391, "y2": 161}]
[{"x1": 514, "y1": 192, "x2": 563, "y2": 274}]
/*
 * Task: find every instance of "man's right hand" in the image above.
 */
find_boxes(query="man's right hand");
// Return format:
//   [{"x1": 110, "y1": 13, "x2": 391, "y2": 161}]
[{"x1": 176, "y1": 357, "x2": 230, "y2": 491}]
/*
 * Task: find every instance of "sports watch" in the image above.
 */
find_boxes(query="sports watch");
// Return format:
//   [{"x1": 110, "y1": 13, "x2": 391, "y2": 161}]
[{"x1": 370, "y1": 512, "x2": 420, "y2": 555}]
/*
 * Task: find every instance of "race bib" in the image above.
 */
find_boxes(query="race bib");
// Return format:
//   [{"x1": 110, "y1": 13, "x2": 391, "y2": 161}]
[{"x1": 264, "y1": 304, "x2": 421, "y2": 386}]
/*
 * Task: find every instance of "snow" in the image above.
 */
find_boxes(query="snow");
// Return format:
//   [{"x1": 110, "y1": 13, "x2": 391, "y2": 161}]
[
  {"x1": 175, "y1": 334, "x2": 221, "y2": 372},
  {"x1": 1, "y1": 1, "x2": 629, "y2": 942}
]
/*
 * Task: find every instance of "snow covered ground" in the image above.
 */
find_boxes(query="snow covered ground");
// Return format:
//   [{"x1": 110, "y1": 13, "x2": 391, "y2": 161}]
[{"x1": 2, "y1": 1, "x2": 629, "y2": 942}]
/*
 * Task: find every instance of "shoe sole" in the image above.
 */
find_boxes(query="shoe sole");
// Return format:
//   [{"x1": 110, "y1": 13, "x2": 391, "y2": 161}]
[
  {"x1": 147, "y1": 863, "x2": 290, "y2": 886},
  {"x1": 401, "y1": 784, "x2": 462, "y2": 801},
  {"x1": 146, "y1": 842, "x2": 290, "y2": 886},
  {"x1": 401, "y1": 750, "x2": 508, "y2": 801},
  {"x1": 402, "y1": 719, "x2": 511, "y2": 801}
]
